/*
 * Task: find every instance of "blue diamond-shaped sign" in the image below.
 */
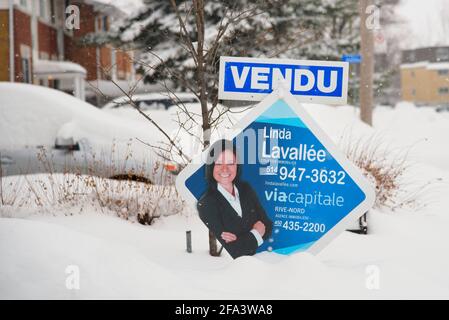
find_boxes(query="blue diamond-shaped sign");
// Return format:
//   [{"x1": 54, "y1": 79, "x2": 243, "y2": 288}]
[{"x1": 176, "y1": 89, "x2": 375, "y2": 258}]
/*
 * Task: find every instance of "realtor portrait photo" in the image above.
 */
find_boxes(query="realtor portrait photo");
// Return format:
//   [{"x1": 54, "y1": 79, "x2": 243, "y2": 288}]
[{"x1": 197, "y1": 139, "x2": 273, "y2": 259}]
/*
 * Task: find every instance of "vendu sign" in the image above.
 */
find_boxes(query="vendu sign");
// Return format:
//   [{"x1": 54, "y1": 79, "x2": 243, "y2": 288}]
[
  {"x1": 218, "y1": 56, "x2": 349, "y2": 105},
  {"x1": 177, "y1": 56, "x2": 374, "y2": 258}
]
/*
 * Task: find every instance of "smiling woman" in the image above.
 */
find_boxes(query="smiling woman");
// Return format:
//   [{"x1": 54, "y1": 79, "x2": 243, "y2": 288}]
[{"x1": 197, "y1": 139, "x2": 273, "y2": 259}]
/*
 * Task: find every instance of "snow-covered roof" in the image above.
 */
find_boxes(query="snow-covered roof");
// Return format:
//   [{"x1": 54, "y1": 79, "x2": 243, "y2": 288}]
[
  {"x1": 400, "y1": 62, "x2": 429, "y2": 69},
  {"x1": 84, "y1": 0, "x2": 142, "y2": 16},
  {"x1": 427, "y1": 62, "x2": 449, "y2": 70},
  {"x1": 84, "y1": 0, "x2": 121, "y2": 15},
  {"x1": 34, "y1": 60, "x2": 87, "y2": 76},
  {"x1": 400, "y1": 61, "x2": 449, "y2": 70}
]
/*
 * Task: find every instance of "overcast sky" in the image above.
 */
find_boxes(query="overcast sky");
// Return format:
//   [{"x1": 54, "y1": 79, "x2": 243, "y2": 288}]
[{"x1": 396, "y1": 0, "x2": 449, "y2": 49}]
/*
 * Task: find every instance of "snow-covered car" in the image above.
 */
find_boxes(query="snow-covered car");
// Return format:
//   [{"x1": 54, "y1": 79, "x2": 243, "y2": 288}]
[
  {"x1": 0, "y1": 83, "x2": 174, "y2": 184},
  {"x1": 436, "y1": 104, "x2": 449, "y2": 113},
  {"x1": 102, "y1": 92, "x2": 199, "y2": 111}
]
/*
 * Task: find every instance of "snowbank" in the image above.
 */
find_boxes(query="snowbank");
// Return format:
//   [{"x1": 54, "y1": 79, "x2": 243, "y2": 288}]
[
  {"x1": 1, "y1": 99, "x2": 449, "y2": 299},
  {"x1": 0, "y1": 83, "x2": 166, "y2": 152},
  {"x1": 1, "y1": 196, "x2": 449, "y2": 299}
]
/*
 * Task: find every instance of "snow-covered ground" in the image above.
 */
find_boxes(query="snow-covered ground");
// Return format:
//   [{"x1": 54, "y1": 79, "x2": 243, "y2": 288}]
[{"x1": 1, "y1": 102, "x2": 449, "y2": 299}]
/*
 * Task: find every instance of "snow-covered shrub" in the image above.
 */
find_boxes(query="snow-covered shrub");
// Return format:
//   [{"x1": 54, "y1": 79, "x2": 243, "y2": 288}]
[
  {"x1": 86, "y1": 175, "x2": 184, "y2": 224},
  {"x1": 0, "y1": 147, "x2": 185, "y2": 223},
  {"x1": 0, "y1": 163, "x2": 24, "y2": 207},
  {"x1": 340, "y1": 134, "x2": 411, "y2": 210}
]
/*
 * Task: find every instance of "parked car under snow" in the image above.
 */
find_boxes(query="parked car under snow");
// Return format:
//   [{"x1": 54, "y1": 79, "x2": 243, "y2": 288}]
[
  {"x1": 102, "y1": 92, "x2": 199, "y2": 111},
  {"x1": 0, "y1": 83, "x2": 175, "y2": 184}
]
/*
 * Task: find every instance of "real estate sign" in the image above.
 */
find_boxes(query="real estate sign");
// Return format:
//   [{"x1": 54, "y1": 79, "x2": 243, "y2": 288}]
[
  {"x1": 177, "y1": 94, "x2": 374, "y2": 256},
  {"x1": 218, "y1": 56, "x2": 349, "y2": 105}
]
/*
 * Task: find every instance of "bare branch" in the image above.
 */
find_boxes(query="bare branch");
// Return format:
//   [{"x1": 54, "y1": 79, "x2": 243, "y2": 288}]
[
  {"x1": 98, "y1": 65, "x2": 192, "y2": 163},
  {"x1": 134, "y1": 52, "x2": 200, "y2": 99},
  {"x1": 169, "y1": 0, "x2": 199, "y2": 66}
]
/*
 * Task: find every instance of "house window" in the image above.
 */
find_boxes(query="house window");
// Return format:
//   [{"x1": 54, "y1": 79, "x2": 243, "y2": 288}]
[
  {"x1": 97, "y1": 16, "x2": 108, "y2": 32},
  {"x1": 21, "y1": 58, "x2": 31, "y2": 83},
  {"x1": 436, "y1": 48, "x2": 449, "y2": 62},
  {"x1": 438, "y1": 69, "x2": 449, "y2": 76},
  {"x1": 39, "y1": 0, "x2": 47, "y2": 20},
  {"x1": 20, "y1": 0, "x2": 27, "y2": 9},
  {"x1": 411, "y1": 89, "x2": 416, "y2": 96},
  {"x1": 439, "y1": 87, "x2": 449, "y2": 95},
  {"x1": 102, "y1": 16, "x2": 108, "y2": 31},
  {"x1": 50, "y1": 0, "x2": 56, "y2": 25}
]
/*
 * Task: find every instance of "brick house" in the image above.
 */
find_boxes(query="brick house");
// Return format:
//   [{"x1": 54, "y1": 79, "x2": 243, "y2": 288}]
[
  {"x1": 400, "y1": 46, "x2": 449, "y2": 105},
  {"x1": 0, "y1": 0, "x2": 135, "y2": 104}
]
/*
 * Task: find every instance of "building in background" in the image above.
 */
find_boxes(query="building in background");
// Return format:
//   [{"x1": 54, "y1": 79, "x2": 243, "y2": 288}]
[
  {"x1": 0, "y1": 0, "x2": 136, "y2": 105},
  {"x1": 373, "y1": 52, "x2": 402, "y2": 106},
  {"x1": 400, "y1": 46, "x2": 449, "y2": 106}
]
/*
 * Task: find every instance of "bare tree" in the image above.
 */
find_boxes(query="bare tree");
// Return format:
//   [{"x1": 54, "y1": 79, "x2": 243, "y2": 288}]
[{"x1": 86, "y1": 1, "x2": 332, "y2": 257}]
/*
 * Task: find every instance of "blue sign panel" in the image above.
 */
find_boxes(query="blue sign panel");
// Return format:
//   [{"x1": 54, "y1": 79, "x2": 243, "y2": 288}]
[
  {"x1": 342, "y1": 54, "x2": 362, "y2": 64},
  {"x1": 219, "y1": 56, "x2": 349, "y2": 105},
  {"x1": 177, "y1": 90, "x2": 375, "y2": 258}
]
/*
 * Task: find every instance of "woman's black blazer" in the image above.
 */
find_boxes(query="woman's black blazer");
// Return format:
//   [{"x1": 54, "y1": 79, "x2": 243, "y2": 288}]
[{"x1": 197, "y1": 181, "x2": 273, "y2": 259}]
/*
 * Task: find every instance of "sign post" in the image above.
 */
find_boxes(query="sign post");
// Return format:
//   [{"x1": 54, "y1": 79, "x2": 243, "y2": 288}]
[
  {"x1": 341, "y1": 53, "x2": 361, "y2": 112},
  {"x1": 176, "y1": 57, "x2": 374, "y2": 258}
]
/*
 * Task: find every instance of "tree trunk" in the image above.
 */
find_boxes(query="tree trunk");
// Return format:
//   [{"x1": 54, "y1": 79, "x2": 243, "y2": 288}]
[
  {"x1": 359, "y1": 0, "x2": 374, "y2": 126},
  {"x1": 194, "y1": 0, "x2": 219, "y2": 256}
]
